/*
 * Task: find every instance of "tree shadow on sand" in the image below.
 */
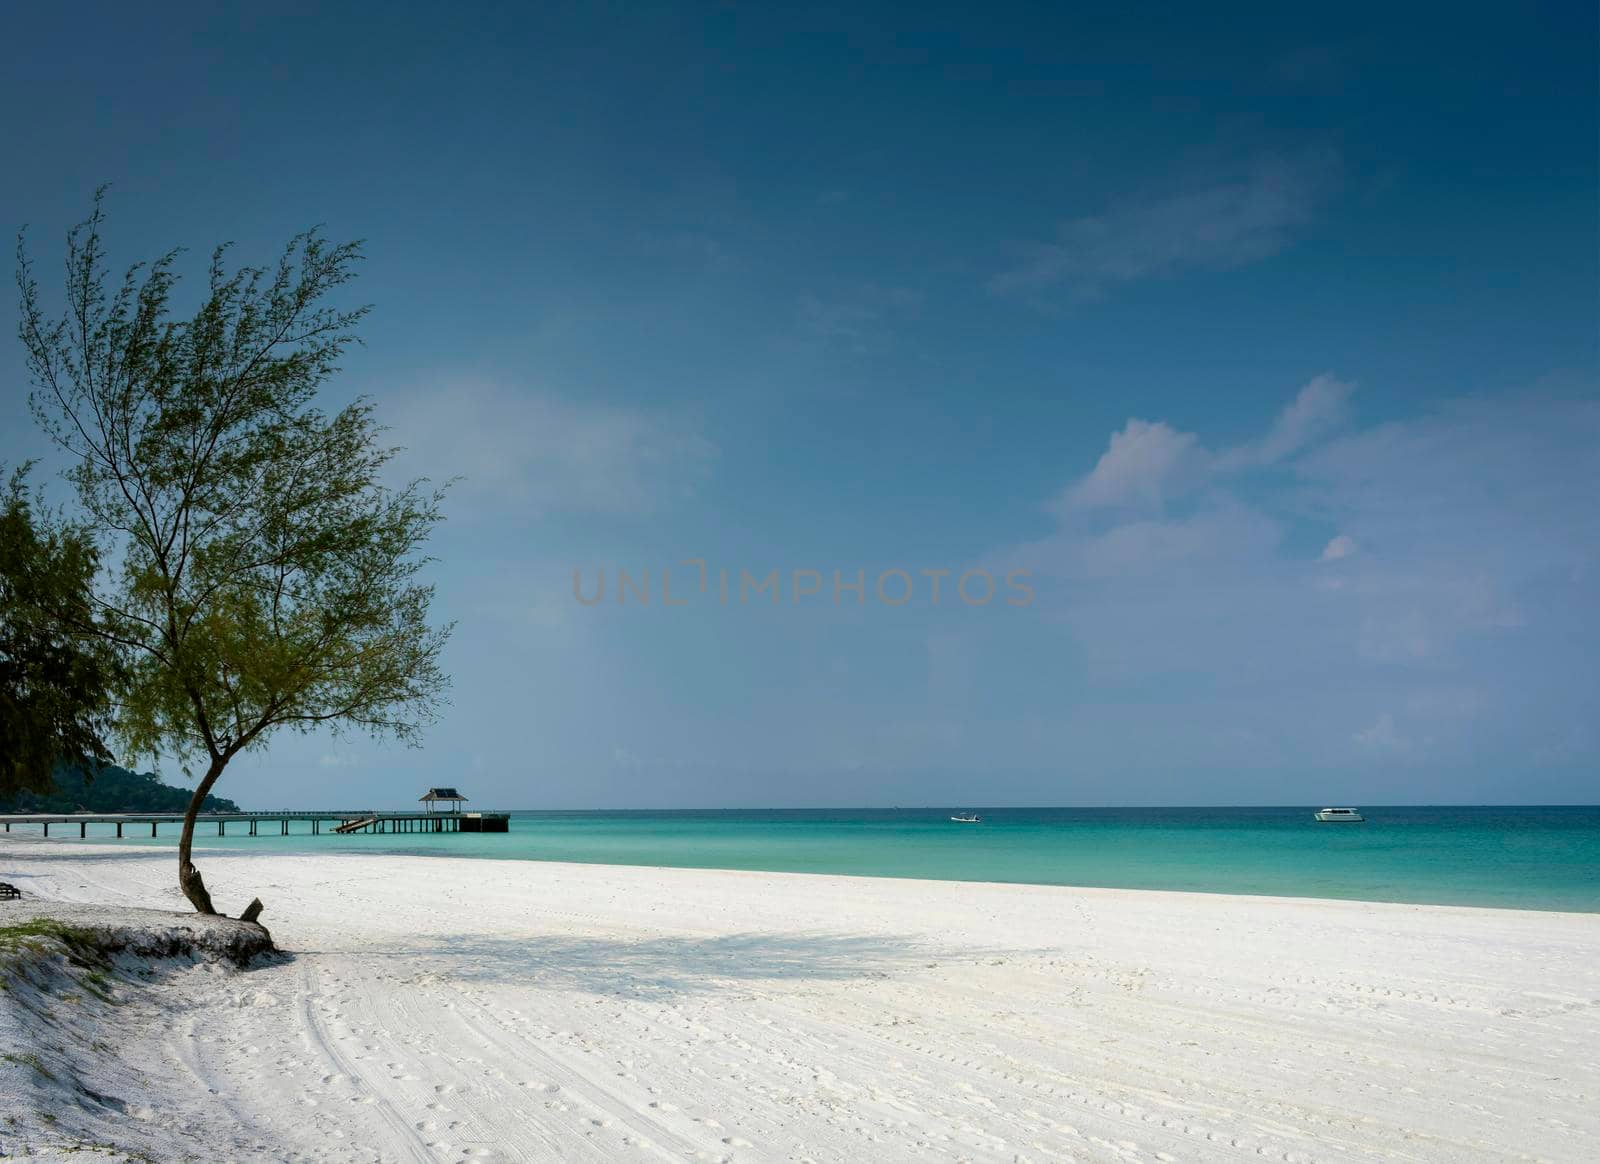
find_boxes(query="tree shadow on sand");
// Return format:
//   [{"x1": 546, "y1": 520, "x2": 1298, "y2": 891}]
[{"x1": 338, "y1": 930, "x2": 962, "y2": 998}]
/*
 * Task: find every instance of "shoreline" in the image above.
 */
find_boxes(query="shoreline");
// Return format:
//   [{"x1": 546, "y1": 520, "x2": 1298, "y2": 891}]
[
  {"x1": 4, "y1": 839, "x2": 1598, "y2": 1161},
  {"x1": 15, "y1": 830, "x2": 1600, "y2": 917},
  {"x1": 12, "y1": 835, "x2": 1600, "y2": 917}
]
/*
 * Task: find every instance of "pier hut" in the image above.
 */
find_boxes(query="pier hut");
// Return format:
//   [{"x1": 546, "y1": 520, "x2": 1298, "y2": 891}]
[{"x1": 420, "y1": 787, "x2": 468, "y2": 813}]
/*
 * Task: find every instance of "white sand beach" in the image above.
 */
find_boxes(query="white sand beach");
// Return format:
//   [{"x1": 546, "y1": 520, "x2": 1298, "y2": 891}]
[{"x1": 2, "y1": 842, "x2": 1597, "y2": 1163}]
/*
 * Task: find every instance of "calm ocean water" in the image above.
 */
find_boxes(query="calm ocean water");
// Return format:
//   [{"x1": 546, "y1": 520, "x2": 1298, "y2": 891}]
[{"x1": 24, "y1": 805, "x2": 1600, "y2": 912}]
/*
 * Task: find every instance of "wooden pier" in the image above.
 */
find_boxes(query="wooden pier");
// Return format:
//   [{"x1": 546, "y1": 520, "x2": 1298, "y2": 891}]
[{"x1": 0, "y1": 809, "x2": 510, "y2": 839}]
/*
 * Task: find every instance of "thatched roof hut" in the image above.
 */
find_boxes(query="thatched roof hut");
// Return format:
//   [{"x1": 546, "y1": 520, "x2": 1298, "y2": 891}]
[{"x1": 419, "y1": 787, "x2": 468, "y2": 813}]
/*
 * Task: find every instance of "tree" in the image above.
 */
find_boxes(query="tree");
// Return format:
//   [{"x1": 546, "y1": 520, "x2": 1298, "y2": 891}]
[
  {"x1": 17, "y1": 194, "x2": 452, "y2": 915},
  {"x1": 0, "y1": 464, "x2": 117, "y2": 797}
]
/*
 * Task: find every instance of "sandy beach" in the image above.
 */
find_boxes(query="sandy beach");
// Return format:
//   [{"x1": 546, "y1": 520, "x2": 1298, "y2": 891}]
[{"x1": 2, "y1": 841, "x2": 1597, "y2": 1162}]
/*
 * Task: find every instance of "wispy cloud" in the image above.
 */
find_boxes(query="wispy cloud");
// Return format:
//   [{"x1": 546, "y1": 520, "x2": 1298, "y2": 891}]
[
  {"x1": 1055, "y1": 418, "x2": 1205, "y2": 512},
  {"x1": 1320, "y1": 534, "x2": 1358, "y2": 562},
  {"x1": 796, "y1": 284, "x2": 923, "y2": 353},
  {"x1": 994, "y1": 383, "x2": 1598, "y2": 772},
  {"x1": 1018, "y1": 497, "x2": 1281, "y2": 580},
  {"x1": 1223, "y1": 374, "x2": 1353, "y2": 469},
  {"x1": 390, "y1": 381, "x2": 716, "y2": 518},
  {"x1": 990, "y1": 150, "x2": 1338, "y2": 302},
  {"x1": 1056, "y1": 374, "x2": 1352, "y2": 514}
]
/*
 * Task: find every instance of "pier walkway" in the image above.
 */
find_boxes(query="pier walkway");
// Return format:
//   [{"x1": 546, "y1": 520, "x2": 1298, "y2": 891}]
[{"x1": 0, "y1": 810, "x2": 511, "y2": 838}]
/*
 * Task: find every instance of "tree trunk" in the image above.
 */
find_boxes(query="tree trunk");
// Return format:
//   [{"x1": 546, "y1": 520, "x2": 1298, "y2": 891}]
[{"x1": 178, "y1": 755, "x2": 229, "y2": 914}]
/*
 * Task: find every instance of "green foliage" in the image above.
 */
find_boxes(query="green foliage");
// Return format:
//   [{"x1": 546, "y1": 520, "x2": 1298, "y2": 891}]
[
  {"x1": 0, "y1": 1051, "x2": 55, "y2": 1081},
  {"x1": 0, "y1": 918, "x2": 99, "y2": 946},
  {"x1": 0, "y1": 465, "x2": 117, "y2": 797},
  {"x1": 19, "y1": 192, "x2": 452, "y2": 770},
  {"x1": 0, "y1": 761, "x2": 239, "y2": 814},
  {"x1": 16, "y1": 191, "x2": 452, "y2": 911},
  {"x1": 0, "y1": 919, "x2": 105, "y2": 976}
]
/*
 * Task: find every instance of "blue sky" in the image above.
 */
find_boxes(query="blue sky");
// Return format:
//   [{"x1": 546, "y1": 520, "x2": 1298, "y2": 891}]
[{"x1": 2, "y1": 2, "x2": 1595, "y2": 807}]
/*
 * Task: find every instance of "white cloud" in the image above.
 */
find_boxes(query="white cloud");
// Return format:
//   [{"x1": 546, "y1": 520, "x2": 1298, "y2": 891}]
[
  {"x1": 1018, "y1": 500, "x2": 1280, "y2": 580},
  {"x1": 1063, "y1": 375, "x2": 1353, "y2": 516},
  {"x1": 389, "y1": 381, "x2": 716, "y2": 517},
  {"x1": 1320, "y1": 534, "x2": 1358, "y2": 561},
  {"x1": 1217, "y1": 374, "x2": 1353, "y2": 470},
  {"x1": 1058, "y1": 418, "x2": 1205, "y2": 512},
  {"x1": 990, "y1": 150, "x2": 1338, "y2": 301},
  {"x1": 992, "y1": 385, "x2": 1598, "y2": 778},
  {"x1": 1299, "y1": 397, "x2": 1599, "y2": 603},
  {"x1": 1259, "y1": 374, "x2": 1353, "y2": 461}
]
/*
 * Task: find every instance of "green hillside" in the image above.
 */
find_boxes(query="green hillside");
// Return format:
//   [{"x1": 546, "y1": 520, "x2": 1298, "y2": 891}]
[{"x1": 0, "y1": 763, "x2": 240, "y2": 814}]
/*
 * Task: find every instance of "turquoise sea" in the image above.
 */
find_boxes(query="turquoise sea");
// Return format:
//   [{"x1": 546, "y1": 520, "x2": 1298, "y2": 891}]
[{"x1": 22, "y1": 805, "x2": 1600, "y2": 913}]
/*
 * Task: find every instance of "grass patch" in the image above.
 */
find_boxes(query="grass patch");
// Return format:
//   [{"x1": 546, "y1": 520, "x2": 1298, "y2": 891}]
[
  {"x1": 57, "y1": 1142, "x2": 156, "y2": 1160},
  {"x1": 0, "y1": 919, "x2": 118, "y2": 1002},
  {"x1": 0, "y1": 919, "x2": 105, "y2": 960},
  {"x1": 1, "y1": 1050, "x2": 56, "y2": 1081},
  {"x1": 80, "y1": 968, "x2": 117, "y2": 1003}
]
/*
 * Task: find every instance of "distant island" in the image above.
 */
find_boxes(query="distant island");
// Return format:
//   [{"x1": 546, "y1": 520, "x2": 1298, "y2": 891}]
[{"x1": 0, "y1": 763, "x2": 241, "y2": 815}]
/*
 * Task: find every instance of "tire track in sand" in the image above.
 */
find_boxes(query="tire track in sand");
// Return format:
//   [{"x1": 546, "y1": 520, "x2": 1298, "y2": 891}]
[
  {"x1": 437, "y1": 980, "x2": 723, "y2": 1162},
  {"x1": 298, "y1": 959, "x2": 437, "y2": 1164}
]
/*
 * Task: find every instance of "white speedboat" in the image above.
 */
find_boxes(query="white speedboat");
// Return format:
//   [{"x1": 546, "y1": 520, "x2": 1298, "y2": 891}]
[
  {"x1": 1314, "y1": 807, "x2": 1364, "y2": 823},
  {"x1": 949, "y1": 812, "x2": 981, "y2": 823}
]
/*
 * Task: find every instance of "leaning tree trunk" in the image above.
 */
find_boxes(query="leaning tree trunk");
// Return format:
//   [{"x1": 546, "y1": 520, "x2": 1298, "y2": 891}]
[{"x1": 177, "y1": 756, "x2": 228, "y2": 914}]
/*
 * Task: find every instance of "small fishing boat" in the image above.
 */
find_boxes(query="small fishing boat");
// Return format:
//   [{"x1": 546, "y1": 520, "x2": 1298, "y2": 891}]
[
  {"x1": 1314, "y1": 807, "x2": 1364, "y2": 823},
  {"x1": 949, "y1": 812, "x2": 981, "y2": 823}
]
